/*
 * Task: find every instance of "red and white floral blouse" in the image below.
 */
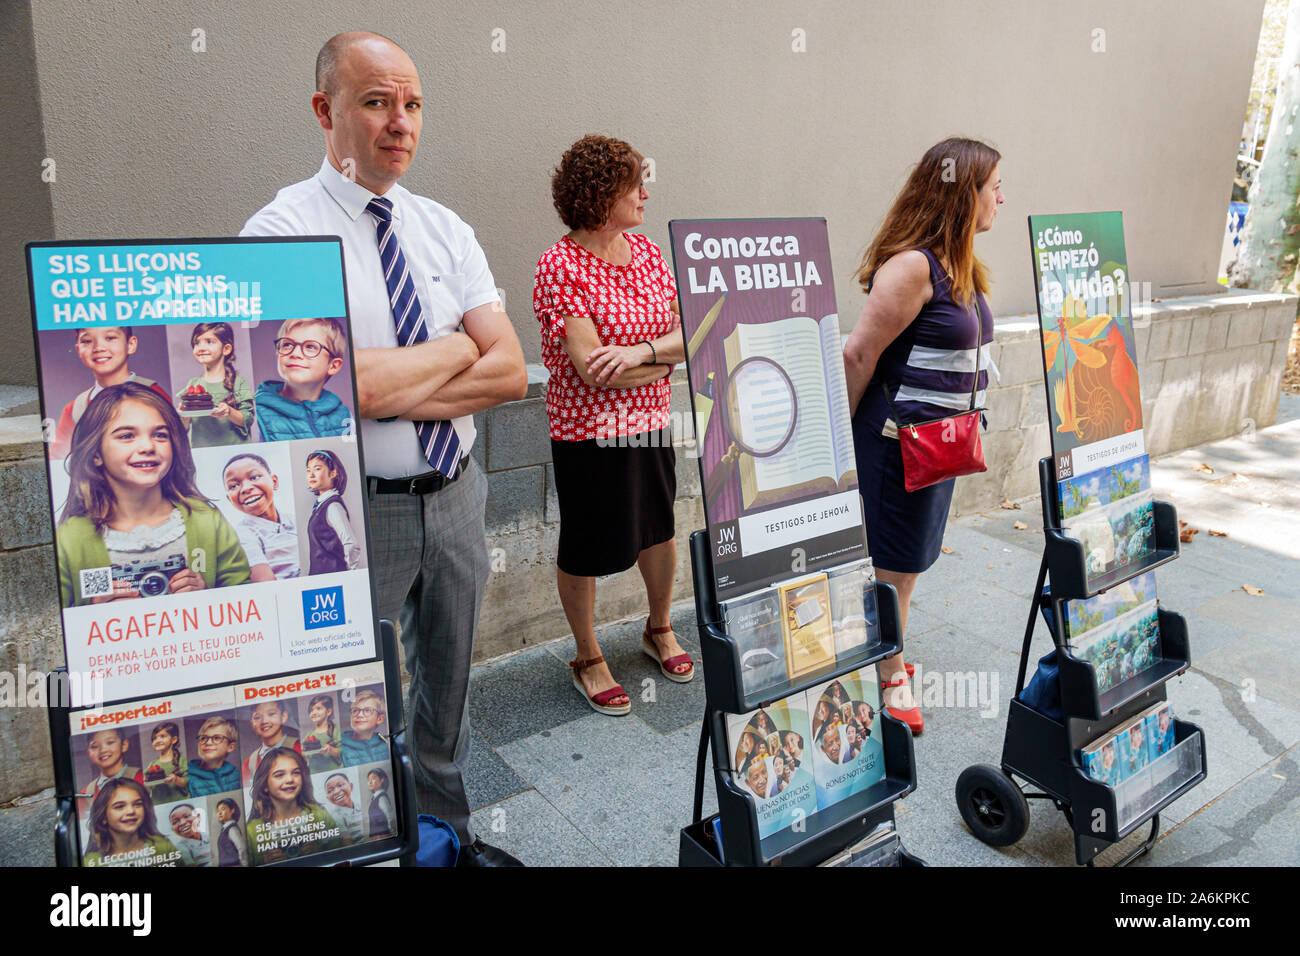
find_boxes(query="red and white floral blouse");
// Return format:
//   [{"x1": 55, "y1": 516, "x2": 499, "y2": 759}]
[{"x1": 532, "y1": 233, "x2": 678, "y2": 441}]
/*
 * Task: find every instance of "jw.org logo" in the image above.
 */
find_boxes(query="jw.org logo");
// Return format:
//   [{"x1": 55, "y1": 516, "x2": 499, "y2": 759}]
[{"x1": 302, "y1": 586, "x2": 344, "y2": 630}]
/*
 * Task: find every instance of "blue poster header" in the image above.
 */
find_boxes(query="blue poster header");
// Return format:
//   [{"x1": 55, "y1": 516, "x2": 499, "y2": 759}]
[{"x1": 27, "y1": 238, "x2": 347, "y2": 330}]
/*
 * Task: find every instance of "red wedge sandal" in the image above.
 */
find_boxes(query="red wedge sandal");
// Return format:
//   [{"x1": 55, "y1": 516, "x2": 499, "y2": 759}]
[
  {"x1": 570, "y1": 655, "x2": 631, "y2": 716},
  {"x1": 641, "y1": 621, "x2": 695, "y2": 683}
]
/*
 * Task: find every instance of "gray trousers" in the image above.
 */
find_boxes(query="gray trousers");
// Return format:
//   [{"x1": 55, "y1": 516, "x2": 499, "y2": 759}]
[{"x1": 367, "y1": 457, "x2": 489, "y2": 844}]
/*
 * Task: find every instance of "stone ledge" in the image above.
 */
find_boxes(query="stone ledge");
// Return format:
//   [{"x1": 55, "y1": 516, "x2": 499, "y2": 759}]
[
  {"x1": 0, "y1": 386, "x2": 39, "y2": 419},
  {"x1": 0, "y1": 416, "x2": 42, "y2": 463}
]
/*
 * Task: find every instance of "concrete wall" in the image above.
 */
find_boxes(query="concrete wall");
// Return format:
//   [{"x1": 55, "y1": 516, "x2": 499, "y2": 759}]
[
  {"x1": 0, "y1": 1, "x2": 54, "y2": 385},
  {"x1": 5, "y1": 0, "x2": 1266, "y2": 385}
]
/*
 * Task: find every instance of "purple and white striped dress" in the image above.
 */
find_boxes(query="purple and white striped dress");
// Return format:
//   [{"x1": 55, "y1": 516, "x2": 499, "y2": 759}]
[{"x1": 858, "y1": 248, "x2": 994, "y2": 434}]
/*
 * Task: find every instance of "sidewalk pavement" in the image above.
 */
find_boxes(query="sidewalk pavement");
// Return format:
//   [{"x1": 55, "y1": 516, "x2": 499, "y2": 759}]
[{"x1": 3, "y1": 395, "x2": 1297, "y2": 867}]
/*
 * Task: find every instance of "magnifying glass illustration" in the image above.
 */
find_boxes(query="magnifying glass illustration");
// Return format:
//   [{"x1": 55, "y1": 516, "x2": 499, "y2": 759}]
[{"x1": 703, "y1": 356, "x2": 799, "y2": 509}]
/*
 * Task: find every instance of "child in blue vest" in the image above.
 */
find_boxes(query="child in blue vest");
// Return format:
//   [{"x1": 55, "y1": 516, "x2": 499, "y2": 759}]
[
  {"x1": 254, "y1": 318, "x2": 351, "y2": 441},
  {"x1": 188, "y1": 715, "x2": 242, "y2": 796},
  {"x1": 341, "y1": 689, "x2": 389, "y2": 766}
]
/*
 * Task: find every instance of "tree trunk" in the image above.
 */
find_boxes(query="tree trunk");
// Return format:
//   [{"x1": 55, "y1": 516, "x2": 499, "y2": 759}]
[{"x1": 1232, "y1": 0, "x2": 1300, "y2": 293}]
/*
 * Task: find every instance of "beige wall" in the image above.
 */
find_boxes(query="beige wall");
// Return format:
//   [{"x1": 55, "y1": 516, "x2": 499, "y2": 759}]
[
  {"x1": 0, "y1": 1, "x2": 54, "y2": 385},
  {"x1": 5, "y1": 0, "x2": 1264, "y2": 384}
]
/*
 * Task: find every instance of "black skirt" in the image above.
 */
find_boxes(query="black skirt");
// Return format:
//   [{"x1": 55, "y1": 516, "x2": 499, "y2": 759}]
[
  {"x1": 852, "y1": 421, "x2": 955, "y2": 575},
  {"x1": 551, "y1": 428, "x2": 677, "y2": 577}
]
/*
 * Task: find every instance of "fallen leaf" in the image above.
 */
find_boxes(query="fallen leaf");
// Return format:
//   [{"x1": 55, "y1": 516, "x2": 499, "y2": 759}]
[
  {"x1": 1013, "y1": 520, "x2": 1028, "y2": 530},
  {"x1": 1209, "y1": 529, "x2": 1228, "y2": 537},
  {"x1": 1193, "y1": 462, "x2": 1214, "y2": 473},
  {"x1": 941, "y1": 546, "x2": 955, "y2": 554},
  {"x1": 1242, "y1": 584, "x2": 1264, "y2": 596},
  {"x1": 1179, "y1": 524, "x2": 1199, "y2": 543},
  {"x1": 1000, "y1": 498, "x2": 1020, "y2": 510},
  {"x1": 986, "y1": 564, "x2": 995, "y2": 569}
]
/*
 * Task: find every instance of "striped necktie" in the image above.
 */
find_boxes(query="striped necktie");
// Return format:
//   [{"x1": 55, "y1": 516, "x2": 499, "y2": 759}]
[{"x1": 365, "y1": 195, "x2": 461, "y2": 477}]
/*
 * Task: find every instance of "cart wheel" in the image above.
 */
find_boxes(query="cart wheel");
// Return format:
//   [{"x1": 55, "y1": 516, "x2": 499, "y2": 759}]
[{"x1": 956, "y1": 765, "x2": 1030, "y2": 847}]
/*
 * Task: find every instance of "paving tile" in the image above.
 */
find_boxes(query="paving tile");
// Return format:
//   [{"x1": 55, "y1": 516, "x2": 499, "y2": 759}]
[
  {"x1": 495, "y1": 712, "x2": 708, "y2": 867},
  {"x1": 468, "y1": 645, "x2": 594, "y2": 748},
  {"x1": 1133, "y1": 751, "x2": 1300, "y2": 867},
  {"x1": 465, "y1": 731, "x2": 531, "y2": 812},
  {"x1": 0, "y1": 796, "x2": 56, "y2": 867},
  {"x1": 545, "y1": 612, "x2": 707, "y2": 736},
  {"x1": 468, "y1": 789, "x2": 610, "y2": 867}
]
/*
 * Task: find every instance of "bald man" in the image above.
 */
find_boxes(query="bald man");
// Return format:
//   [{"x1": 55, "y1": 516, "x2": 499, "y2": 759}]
[{"x1": 242, "y1": 31, "x2": 526, "y2": 866}]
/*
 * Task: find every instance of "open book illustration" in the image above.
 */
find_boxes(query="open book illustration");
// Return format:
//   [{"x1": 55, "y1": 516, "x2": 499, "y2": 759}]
[{"x1": 723, "y1": 315, "x2": 857, "y2": 510}]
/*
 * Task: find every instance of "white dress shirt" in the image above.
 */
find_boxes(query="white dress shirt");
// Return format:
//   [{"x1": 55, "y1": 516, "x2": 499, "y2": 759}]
[
  {"x1": 240, "y1": 158, "x2": 501, "y2": 478},
  {"x1": 234, "y1": 508, "x2": 299, "y2": 578}
]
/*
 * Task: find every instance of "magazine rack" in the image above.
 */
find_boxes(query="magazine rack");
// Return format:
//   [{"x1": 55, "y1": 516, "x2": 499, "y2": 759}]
[
  {"x1": 48, "y1": 620, "x2": 419, "y2": 868},
  {"x1": 955, "y1": 458, "x2": 1207, "y2": 866},
  {"x1": 679, "y1": 530, "x2": 925, "y2": 866}
]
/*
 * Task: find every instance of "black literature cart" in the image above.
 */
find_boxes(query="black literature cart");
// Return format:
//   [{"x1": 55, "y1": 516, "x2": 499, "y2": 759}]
[
  {"x1": 678, "y1": 531, "x2": 925, "y2": 866},
  {"x1": 954, "y1": 459, "x2": 1207, "y2": 865}
]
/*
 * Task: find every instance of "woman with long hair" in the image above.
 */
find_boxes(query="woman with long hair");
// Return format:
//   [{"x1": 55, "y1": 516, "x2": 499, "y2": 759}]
[
  {"x1": 56, "y1": 381, "x2": 251, "y2": 606},
  {"x1": 843, "y1": 137, "x2": 1004, "y2": 735},
  {"x1": 83, "y1": 778, "x2": 178, "y2": 866},
  {"x1": 245, "y1": 747, "x2": 348, "y2": 863}
]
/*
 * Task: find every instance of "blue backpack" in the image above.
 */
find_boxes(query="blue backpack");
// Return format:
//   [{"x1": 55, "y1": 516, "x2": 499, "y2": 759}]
[
  {"x1": 415, "y1": 814, "x2": 460, "y2": 867},
  {"x1": 1017, "y1": 586, "x2": 1063, "y2": 720}
]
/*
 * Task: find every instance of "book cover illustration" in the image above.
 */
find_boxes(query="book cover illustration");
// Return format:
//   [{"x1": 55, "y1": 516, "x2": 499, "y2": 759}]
[
  {"x1": 777, "y1": 573, "x2": 836, "y2": 678},
  {"x1": 1146, "y1": 701, "x2": 1175, "y2": 761},
  {"x1": 1116, "y1": 715, "x2": 1150, "y2": 782},
  {"x1": 1070, "y1": 600, "x2": 1161, "y2": 694},
  {"x1": 826, "y1": 558, "x2": 878, "y2": 659},
  {"x1": 720, "y1": 585, "x2": 788, "y2": 696},
  {"x1": 1028, "y1": 212, "x2": 1144, "y2": 486},
  {"x1": 1058, "y1": 454, "x2": 1154, "y2": 589},
  {"x1": 726, "y1": 697, "x2": 818, "y2": 841},
  {"x1": 805, "y1": 666, "x2": 885, "y2": 811},
  {"x1": 668, "y1": 219, "x2": 867, "y2": 600},
  {"x1": 1143, "y1": 701, "x2": 1181, "y2": 787},
  {"x1": 1080, "y1": 736, "x2": 1121, "y2": 787},
  {"x1": 1062, "y1": 569, "x2": 1156, "y2": 640},
  {"x1": 720, "y1": 314, "x2": 858, "y2": 511}
]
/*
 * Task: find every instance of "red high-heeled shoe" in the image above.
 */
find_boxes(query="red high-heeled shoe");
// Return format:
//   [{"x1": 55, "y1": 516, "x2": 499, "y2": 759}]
[{"x1": 882, "y1": 677, "x2": 923, "y2": 735}]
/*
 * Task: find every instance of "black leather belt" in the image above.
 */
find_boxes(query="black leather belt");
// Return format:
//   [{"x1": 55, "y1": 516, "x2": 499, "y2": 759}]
[{"x1": 368, "y1": 457, "x2": 466, "y2": 495}]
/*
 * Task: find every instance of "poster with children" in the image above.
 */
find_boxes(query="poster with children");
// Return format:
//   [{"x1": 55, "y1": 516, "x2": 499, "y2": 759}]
[
  {"x1": 26, "y1": 238, "x2": 378, "y2": 707},
  {"x1": 67, "y1": 660, "x2": 394, "y2": 866}
]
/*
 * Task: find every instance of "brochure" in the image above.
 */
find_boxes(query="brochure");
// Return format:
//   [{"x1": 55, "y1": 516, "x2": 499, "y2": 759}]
[
  {"x1": 68, "y1": 660, "x2": 392, "y2": 867},
  {"x1": 777, "y1": 573, "x2": 836, "y2": 678},
  {"x1": 726, "y1": 698, "x2": 818, "y2": 841},
  {"x1": 720, "y1": 585, "x2": 788, "y2": 697},
  {"x1": 805, "y1": 667, "x2": 885, "y2": 811},
  {"x1": 826, "y1": 558, "x2": 878, "y2": 659}
]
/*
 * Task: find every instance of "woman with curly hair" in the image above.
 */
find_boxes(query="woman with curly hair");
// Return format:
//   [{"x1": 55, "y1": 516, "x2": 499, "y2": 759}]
[
  {"x1": 843, "y1": 137, "x2": 1004, "y2": 734},
  {"x1": 532, "y1": 134, "x2": 691, "y2": 716}
]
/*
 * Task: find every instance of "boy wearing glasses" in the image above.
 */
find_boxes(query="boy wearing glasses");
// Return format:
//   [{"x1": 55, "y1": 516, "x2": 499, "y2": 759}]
[
  {"x1": 255, "y1": 317, "x2": 352, "y2": 441},
  {"x1": 188, "y1": 716, "x2": 242, "y2": 796},
  {"x1": 341, "y1": 689, "x2": 389, "y2": 766}
]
